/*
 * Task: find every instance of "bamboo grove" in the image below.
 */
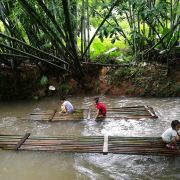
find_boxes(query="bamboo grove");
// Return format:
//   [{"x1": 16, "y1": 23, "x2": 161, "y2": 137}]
[{"x1": 0, "y1": 0, "x2": 179, "y2": 82}]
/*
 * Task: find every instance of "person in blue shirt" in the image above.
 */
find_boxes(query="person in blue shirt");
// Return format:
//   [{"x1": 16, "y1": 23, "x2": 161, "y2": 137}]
[{"x1": 59, "y1": 97, "x2": 74, "y2": 114}]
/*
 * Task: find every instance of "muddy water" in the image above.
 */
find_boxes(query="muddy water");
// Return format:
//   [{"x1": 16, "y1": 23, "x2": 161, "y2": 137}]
[{"x1": 0, "y1": 96, "x2": 180, "y2": 180}]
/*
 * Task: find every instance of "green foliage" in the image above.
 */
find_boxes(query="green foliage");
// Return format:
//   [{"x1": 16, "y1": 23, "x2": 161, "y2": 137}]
[
  {"x1": 173, "y1": 83, "x2": 180, "y2": 95},
  {"x1": 0, "y1": 0, "x2": 179, "y2": 88},
  {"x1": 95, "y1": 81, "x2": 100, "y2": 93},
  {"x1": 33, "y1": 96, "x2": 39, "y2": 100},
  {"x1": 58, "y1": 83, "x2": 72, "y2": 95},
  {"x1": 0, "y1": 71, "x2": 37, "y2": 100},
  {"x1": 89, "y1": 37, "x2": 127, "y2": 59},
  {"x1": 114, "y1": 68, "x2": 131, "y2": 78},
  {"x1": 125, "y1": 88, "x2": 135, "y2": 95},
  {"x1": 0, "y1": 22, "x2": 5, "y2": 32},
  {"x1": 40, "y1": 75, "x2": 48, "y2": 86},
  {"x1": 108, "y1": 67, "x2": 131, "y2": 85}
]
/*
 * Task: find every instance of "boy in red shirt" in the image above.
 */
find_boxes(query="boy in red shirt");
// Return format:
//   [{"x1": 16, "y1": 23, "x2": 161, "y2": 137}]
[{"x1": 89, "y1": 97, "x2": 106, "y2": 120}]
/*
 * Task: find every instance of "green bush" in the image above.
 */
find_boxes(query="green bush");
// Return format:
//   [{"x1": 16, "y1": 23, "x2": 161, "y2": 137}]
[
  {"x1": 108, "y1": 67, "x2": 131, "y2": 84},
  {"x1": 95, "y1": 81, "x2": 100, "y2": 93},
  {"x1": 40, "y1": 75, "x2": 48, "y2": 86},
  {"x1": 125, "y1": 88, "x2": 135, "y2": 95},
  {"x1": 173, "y1": 83, "x2": 180, "y2": 95},
  {"x1": 58, "y1": 83, "x2": 72, "y2": 95}
]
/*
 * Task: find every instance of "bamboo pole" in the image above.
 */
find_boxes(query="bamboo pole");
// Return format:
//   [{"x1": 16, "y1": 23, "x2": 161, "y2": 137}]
[
  {"x1": 0, "y1": 33, "x2": 68, "y2": 65},
  {"x1": 82, "y1": 0, "x2": 120, "y2": 58},
  {"x1": 0, "y1": 43, "x2": 69, "y2": 72}
]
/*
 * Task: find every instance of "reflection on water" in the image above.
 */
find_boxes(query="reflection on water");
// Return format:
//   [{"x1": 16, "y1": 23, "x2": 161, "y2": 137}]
[{"x1": 0, "y1": 96, "x2": 180, "y2": 180}]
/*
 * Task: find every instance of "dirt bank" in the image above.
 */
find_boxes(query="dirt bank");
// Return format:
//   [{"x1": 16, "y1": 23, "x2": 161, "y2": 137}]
[{"x1": 1, "y1": 63, "x2": 180, "y2": 100}]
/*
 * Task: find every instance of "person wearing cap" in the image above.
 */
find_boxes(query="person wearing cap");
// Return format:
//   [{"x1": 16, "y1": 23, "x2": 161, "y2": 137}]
[
  {"x1": 89, "y1": 97, "x2": 106, "y2": 120},
  {"x1": 59, "y1": 97, "x2": 74, "y2": 114}
]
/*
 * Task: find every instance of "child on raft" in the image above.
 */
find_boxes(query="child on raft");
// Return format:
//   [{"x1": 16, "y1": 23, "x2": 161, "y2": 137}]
[
  {"x1": 59, "y1": 97, "x2": 74, "y2": 114},
  {"x1": 89, "y1": 97, "x2": 107, "y2": 120},
  {"x1": 161, "y1": 120, "x2": 180, "y2": 150}
]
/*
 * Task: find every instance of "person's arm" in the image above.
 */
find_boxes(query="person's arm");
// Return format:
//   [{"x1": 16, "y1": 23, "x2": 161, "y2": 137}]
[
  {"x1": 88, "y1": 103, "x2": 93, "y2": 110},
  {"x1": 177, "y1": 131, "x2": 180, "y2": 137},
  {"x1": 172, "y1": 137, "x2": 177, "y2": 144},
  {"x1": 94, "y1": 109, "x2": 99, "y2": 121},
  {"x1": 59, "y1": 103, "x2": 66, "y2": 113},
  {"x1": 175, "y1": 131, "x2": 180, "y2": 142},
  {"x1": 87, "y1": 103, "x2": 94, "y2": 120},
  {"x1": 172, "y1": 130, "x2": 179, "y2": 144}
]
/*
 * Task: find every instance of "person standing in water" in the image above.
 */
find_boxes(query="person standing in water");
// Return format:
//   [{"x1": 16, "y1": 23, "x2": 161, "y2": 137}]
[{"x1": 59, "y1": 97, "x2": 74, "y2": 114}]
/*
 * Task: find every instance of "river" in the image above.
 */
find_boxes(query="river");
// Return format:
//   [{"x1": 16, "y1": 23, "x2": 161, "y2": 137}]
[{"x1": 0, "y1": 96, "x2": 180, "y2": 180}]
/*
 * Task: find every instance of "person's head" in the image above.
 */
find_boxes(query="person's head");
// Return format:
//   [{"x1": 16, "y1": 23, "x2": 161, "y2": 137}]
[
  {"x1": 60, "y1": 96, "x2": 66, "y2": 102},
  {"x1": 171, "y1": 120, "x2": 180, "y2": 131},
  {"x1": 94, "y1": 97, "x2": 99, "y2": 104}
]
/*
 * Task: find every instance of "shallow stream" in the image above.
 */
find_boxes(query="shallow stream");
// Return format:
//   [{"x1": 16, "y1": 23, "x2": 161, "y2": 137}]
[{"x1": 0, "y1": 96, "x2": 180, "y2": 180}]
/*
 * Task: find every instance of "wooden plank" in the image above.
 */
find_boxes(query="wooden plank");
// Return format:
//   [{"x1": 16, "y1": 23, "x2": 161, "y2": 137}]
[
  {"x1": 36, "y1": 109, "x2": 83, "y2": 115},
  {"x1": 15, "y1": 133, "x2": 31, "y2": 150},
  {"x1": 52, "y1": 112, "x2": 84, "y2": 121},
  {"x1": 147, "y1": 106, "x2": 158, "y2": 118},
  {"x1": 0, "y1": 135, "x2": 179, "y2": 156},
  {"x1": 96, "y1": 115, "x2": 152, "y2": 120},
  {"x1": 110, "y1": 106, "x2": 145, "y2": 109},
  {"x1": 87, "y1": 108, "x2": 91, "y2": 120},
  {"x1": 27, "y1": 106, "x2": 157, "y2": 121},
  {"x1": 30, "y1": 112, "x2": 52, "y2": 115},
  {"x1": 103, "y1": 135, "x2": 108, "y2": 155},
  {"x1": 144, "y1": 106, "x2": 158, "y2": 118}
]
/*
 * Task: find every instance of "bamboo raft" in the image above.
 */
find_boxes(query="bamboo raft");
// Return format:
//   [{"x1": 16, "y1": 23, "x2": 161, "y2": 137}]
[
  {"x1": 0, "y1": 134, "x2": 179, "y2": 156},
  {"x1": 24, "y1": 105, "x2": 158, "y2": 121}
]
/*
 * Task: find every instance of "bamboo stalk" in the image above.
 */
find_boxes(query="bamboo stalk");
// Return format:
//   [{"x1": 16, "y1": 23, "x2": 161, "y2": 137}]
[
  {"x1": 20, "y1": 116, "x2": 153, "y2": 121},
  {"x1": 0, "y1": 33, "x2": 68, "y2": 65},
  {"x1": 0, "y1": 43, "x2": 69, "y2": 72},
  {"x1": 82, "y1": 0, "x2": 120, "y2": 58}
]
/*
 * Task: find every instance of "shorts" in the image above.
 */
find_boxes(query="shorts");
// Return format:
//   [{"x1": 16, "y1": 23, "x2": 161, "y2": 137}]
[
  {"x1": 67, "y1": 109, "x2": 74, "y2": 113},
  {"x1": 99, "y1": 109, "x2": 106, "y2": 116}
]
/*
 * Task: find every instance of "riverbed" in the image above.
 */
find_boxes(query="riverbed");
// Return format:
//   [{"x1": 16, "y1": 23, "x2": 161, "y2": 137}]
[{"x1": 0, "y1": 96, "x2": 180, "y2": 180}]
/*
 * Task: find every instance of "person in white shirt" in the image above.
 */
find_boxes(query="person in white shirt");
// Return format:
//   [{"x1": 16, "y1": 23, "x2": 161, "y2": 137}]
[
  {"x1": 161, "y1": 120, "x2": 180, "y2": 149},
  {"x1": 59, "y1": 97, "x2": 74, "y2": 114}
]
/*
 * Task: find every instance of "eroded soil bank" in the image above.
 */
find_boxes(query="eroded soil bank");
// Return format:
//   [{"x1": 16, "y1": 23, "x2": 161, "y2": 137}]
[{"x1": 1, "y1": 63, "x2": 180, "y2": 100}]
